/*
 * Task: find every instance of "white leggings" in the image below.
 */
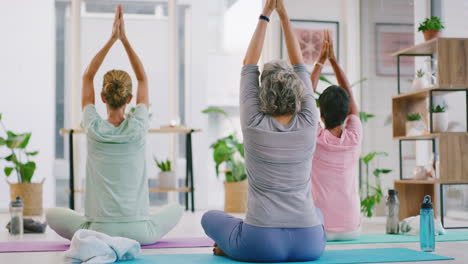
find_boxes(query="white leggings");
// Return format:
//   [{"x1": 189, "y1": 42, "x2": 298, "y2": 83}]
[
  {"x1": 326, "y1": 228, "x2": 361, "y2": 241},
  {"x1": 46, "y1": 203, "x2": 183, "y2": 245}
]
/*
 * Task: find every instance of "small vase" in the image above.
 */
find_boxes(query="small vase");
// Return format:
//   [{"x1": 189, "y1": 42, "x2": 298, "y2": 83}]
[
  {"x1": 412, "y1": 78, "x2": 428, "y2": 90},
  {"x1": 432, "y1": 112, "x2": 448, "y2": 133},
  {"x1": 158, "y1": 171, "x2": 178, "y2": 189},
  {"x1": 423, "y1": 30, "x2": 440, "y2": 41},
  {"x1": 406, "y1": 120, "x2": 426, "y2": 137},
  {"x1": 224, "y1": 180, "x2": 248, "y2": 213}
]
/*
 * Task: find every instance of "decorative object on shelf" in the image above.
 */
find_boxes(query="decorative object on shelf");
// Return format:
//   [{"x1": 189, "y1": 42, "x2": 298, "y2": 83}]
[
  {"x1": 386, "y1": 189, "x2": 400, "y2": 234},
  {"x1": 202, "y1": 107, "x2": 247, "y2": 213},
  {"x1": 418, "y1": 16, "x2": 444, "y2": 41},
  {"x1": 360, "y1": 152, "x2": 392, "y2": 218},
  {"x1": 281, "y1": 19, "x2": 339, "y2": 75},
  {"x1": 430, "y1": 105, "x2": 448, "y2": 133},
  {"x1": 406, "y1": 113, "x2": 426, "y2": 136},
  {"x1": 375, "y1": 23, "x2": 414, "y2": 76},
  {"x1": 412, "y1": 69, "x2": 429, "y2": 90},
  {"x1": 155, "y1": 158, "x2": 177, "y2": 189},
  {"x1": 0, "y1": 113, "x2": 43, "y2": 216}
]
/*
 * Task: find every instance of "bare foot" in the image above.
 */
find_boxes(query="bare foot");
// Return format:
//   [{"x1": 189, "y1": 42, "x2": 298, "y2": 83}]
[{"x1": 213, "y1": 245, "x2": 227, "y2": 256}]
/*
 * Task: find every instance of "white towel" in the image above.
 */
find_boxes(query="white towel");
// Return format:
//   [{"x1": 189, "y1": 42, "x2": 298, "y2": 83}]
[
  {"x1": 399, "y1": 215, "x2": 447, "y2": 236},
  {"x1": 64, "y1": 230, "x2": 141, "y2": 264}
]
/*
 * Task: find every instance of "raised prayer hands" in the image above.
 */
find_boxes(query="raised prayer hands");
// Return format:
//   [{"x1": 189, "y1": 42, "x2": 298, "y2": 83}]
[
  {"x1": 263, "y1": 0, "x2": 276, "y2": 17},
  {"x1": 318, "y1": 30, "x2": 330, "y2": 64},
  {"x1": 118, "y1": 5, "x2": 127, "y2": 41},
  {"x1": 325, "y1": 30, "x2": 337, "y2": 62},
  {"x1": 110, "y1": 5, "x2": 122, "y2": 41}
]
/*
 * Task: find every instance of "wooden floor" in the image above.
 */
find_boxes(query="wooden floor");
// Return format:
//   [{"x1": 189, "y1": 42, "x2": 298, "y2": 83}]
[{"x1": 0, "y1": 210, "x2": 466, "y2": 264}]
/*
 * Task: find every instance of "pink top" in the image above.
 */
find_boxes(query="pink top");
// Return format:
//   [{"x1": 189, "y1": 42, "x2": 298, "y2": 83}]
[{"x1": 311, "y1": 115, "x2": 363, "y2": 232}]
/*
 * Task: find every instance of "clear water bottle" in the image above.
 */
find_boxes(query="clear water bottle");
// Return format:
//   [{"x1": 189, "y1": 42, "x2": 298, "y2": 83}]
[
  {"x1": 420, "y1": 195, "x2": 435, "y2": 252},
  {"x1": 9, "y1": 196, "x2": 24, "y2": 236},
  {"x1": 386, "y1": 189, "x2": 400, "y2": 234}
]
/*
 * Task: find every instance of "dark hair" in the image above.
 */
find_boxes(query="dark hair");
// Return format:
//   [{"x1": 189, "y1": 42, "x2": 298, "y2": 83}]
[{"x1": 318, "y1": 85, "x2": 350, "y2": 129}]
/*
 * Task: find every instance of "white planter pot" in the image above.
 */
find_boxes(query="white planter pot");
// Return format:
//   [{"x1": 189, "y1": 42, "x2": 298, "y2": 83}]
[
  {"x1": 432, "y1": 112, "x2": 448, "y2": 133},
  {"x1": 406, "y1": 120, "x2": 426, "y2": 137},
  {"x1": 158, "y1": 171, "x2": 178, "y2": 189},
  {"x1": 412, "y1": 78, "x2": 429, "y2": 90}
]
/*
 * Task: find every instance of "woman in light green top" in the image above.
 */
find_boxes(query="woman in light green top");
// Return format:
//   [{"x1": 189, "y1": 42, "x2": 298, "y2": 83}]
[{"x1": 46, "y1": 5, "x2": 183, "y2": 245}]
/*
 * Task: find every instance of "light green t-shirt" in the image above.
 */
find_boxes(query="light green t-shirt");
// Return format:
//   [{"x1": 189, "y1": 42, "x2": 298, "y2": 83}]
[{"x1": 82, "y1": 104, "x2": 149, "y2": 223}]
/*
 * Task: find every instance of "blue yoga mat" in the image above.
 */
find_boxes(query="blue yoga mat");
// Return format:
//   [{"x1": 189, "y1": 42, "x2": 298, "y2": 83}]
[
  {"x1": 327, "y1": 231, "x2": 468, "y2": 245},
  {"x1": 121, "y1": 248, "x2": 453, "y2": 264}
]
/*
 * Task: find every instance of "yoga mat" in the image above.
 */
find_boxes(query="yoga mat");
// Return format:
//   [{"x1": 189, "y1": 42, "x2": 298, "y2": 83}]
[
  {"x1": 119, "y1": 248, "x2": 453, "y2": 264},
  {"x1": 327, "y1": 231, "x2": 468, "y2": 245},
  {"x1": 0, "y1": 237, "x2": 214, "y2": 253}
]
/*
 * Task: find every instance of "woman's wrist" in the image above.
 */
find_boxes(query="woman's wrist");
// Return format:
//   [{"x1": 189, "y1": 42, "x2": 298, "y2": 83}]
[{"x1": 261, "y1": 8, "x2": 273, "y2": 18}]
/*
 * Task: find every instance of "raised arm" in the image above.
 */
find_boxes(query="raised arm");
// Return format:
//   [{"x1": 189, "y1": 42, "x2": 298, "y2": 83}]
[
  {"x1": 327, "y1": 31, "x2": 358, "y2": 116},
  {"x1": 119, "y1": 6, "x2": 149, "y2": 107},
  {"x1": 310, "y1": 31, "x2": 329, "y2": 92},
  {"x1": 276, "y1": 0, "x2": 303, "y2": 65},
  {"x1": 243, "y1": 0, "x2": 275, "y2": 65},
  {"x1": 81, "y1": 6, "x2": 120, "y2": 109}
]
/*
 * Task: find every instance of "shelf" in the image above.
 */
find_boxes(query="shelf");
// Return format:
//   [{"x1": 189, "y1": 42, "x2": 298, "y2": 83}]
[
  {"x1": 67, "y1": 187, "x2": 192, "y2": 194},
  {"x1": 393, "y1": 87, "x2": 467, "y2": 100},
  {"x1": 392, "y1": 38, "x2": 438, "y2": 56},
  {"x1": 149, "y1": 187, "x2": 191, "y2": 193},
  {"x1": 395, "y1": 179, "x2": 439, "y2": 185},
  {"x1": 60, "y1": 127, "x2": 201, "y2": 135},
  {"x1": 394, "y1": 132, "x2": 468, "y2": 140}
]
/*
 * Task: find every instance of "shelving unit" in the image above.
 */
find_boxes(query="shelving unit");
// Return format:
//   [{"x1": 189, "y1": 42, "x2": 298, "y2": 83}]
[
  {"x1": 60, "y1": 127, "x2": 201, "y2": 212},
  {"x1": 391, "y1": 38, "x2": 468, "y2": 228}
]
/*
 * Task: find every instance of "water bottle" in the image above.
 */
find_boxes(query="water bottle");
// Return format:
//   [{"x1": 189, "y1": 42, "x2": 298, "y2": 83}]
[
  {"x1": 420, "y1": 195, "x2": 435, "y2": 252},
  {"x1": 386, "y1": 189, "x2": 400, "y2": 234},
  {"x1": 9, "y1": 196, "x2": 24, "y2": 236}
]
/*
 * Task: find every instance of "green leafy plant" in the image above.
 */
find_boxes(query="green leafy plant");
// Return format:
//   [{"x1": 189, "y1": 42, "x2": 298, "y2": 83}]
[
  {"x1": 360, "y1": 152, "x2": 392, "y2": 217},
  {"x1": 418, "y1": 16, "x2": 445, "y2": 32},
  {"x1": 416, "y1": 69, "x2": 425, "y2": 78},
  {"x1": 154, "y1": 157, "x2": 172, "y2": 172},
  {"x1": 406, "y1": 112, "x2": 422, "y2": 121},
  {"x1": 359, "y1": 112, "x2": 375, "y2": 124},
  {"x1": 430, "y1": 105, "x2": 446, "y2": 113},
  {"x1": 0, "y1": 114, "x2": 39, "y2": 183},
  {"x1": 202, "y1": 107, "x2": 246, "y2": 182}
]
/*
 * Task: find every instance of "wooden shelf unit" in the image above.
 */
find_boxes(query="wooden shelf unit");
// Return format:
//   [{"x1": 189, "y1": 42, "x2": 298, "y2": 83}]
[{"x1": 391, "y1": 38, "x2": 468, "y2": 224}]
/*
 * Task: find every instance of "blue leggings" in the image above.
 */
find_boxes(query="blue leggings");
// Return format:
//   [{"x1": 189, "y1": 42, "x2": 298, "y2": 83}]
[{"x1": 201, "y1": 210, "x2": 326, "y2": 262}]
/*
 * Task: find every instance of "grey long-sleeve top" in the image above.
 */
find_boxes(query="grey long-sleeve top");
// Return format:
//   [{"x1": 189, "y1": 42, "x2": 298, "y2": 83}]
[{"x1": 240, "y1": 63, "x2": 322, "y2": 228}]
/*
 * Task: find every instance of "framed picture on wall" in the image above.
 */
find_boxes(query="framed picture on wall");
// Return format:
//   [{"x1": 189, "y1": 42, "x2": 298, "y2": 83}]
[
  {"x1": 281, "y1": 19, "x2": 339, "y2": 75},
  {"x1": 375, "y1": 23, "x2": 414, "y2": 76}
]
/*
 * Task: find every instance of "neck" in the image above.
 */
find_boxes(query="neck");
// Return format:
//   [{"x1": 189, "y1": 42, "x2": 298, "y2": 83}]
[
  {"x1": 274, "y1": 114, "x2": 293, "y2": 126},
  {"x1": 107, "y1": 105, "x2": 126, "y2": 127},
  {"x1": 327, "y1": 125, "x2": 343, "y2": 138}
]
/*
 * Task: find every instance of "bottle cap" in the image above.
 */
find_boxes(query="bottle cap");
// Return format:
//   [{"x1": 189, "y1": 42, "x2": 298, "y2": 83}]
[
  {"x1": 388, "y1": 189, "x2": 398, "y2": 195},
  {"x1": 421, "y1": 195, "x2": 433, "y2": 209},
  {"x1": 10, "y1": 196, "x2": 23, "y2": 208}
]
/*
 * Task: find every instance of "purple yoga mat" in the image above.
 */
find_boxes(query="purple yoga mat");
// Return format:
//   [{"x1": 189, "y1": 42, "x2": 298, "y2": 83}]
[{"x1": 0, "y1": 237, "x2": 214, "y2": 253}]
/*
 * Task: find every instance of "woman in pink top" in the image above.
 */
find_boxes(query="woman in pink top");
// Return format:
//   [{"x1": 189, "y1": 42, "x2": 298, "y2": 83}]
[{"x1": 310, "y1": 31, "x2": 363, "y2": 241}]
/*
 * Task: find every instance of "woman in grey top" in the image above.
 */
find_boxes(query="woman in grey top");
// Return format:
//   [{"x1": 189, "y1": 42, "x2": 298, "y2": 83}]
[{"x1": 201, "y1": 0, "x2": 325, "y2": 262}]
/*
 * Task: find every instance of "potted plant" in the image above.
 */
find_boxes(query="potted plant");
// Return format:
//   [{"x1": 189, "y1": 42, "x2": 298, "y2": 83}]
[
  {"x1": 154, "y1": 158, "x2": 177, "y2": 189},
  {"x1": 0, "y1": 114, "x2": 42, "y2": 216},
  {"x1": 360, "y1": 152, "x2": 392, "y2": 217},
  {"x1": 418, "y1": 16, "x2": 444, "y2": 41},
  {"x1": 406, "y1": 112, "x2": 426, "y2": 136},
  {"x1": 412, "y1": 69, "x2": 429, "y2": 90},
  {"x1": 202, "y1": 107, "x2": 248, "y2": 213},
  {"x1": 430, "y1": 105, "x2": 448, "y2": 133}
]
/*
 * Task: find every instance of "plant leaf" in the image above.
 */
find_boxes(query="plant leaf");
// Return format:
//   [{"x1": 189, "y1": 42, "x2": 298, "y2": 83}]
[
  {"x1": 18, "y1": 133, "x2": 31, "y2": 149},
  {"x1": 26, "y1": 151, "x2": 39, "y2": 156},
  {"x1": 202, "y1": 107, "x2": 228, "y2": 116},
  {"x1": 0, "y1": 137, "x2": 5, "y2": 146},
  {"x1": 350, "y1": 77, "x2": 368, "y2": 88},
  {"x1": 19, "y1": 161, "x2": 36, "y2": 183},
  {"x1": 319, "y1": 76, "x2": 334, "y2": 85},
  {"x1": 0, "y1": 113, "x2": 2, "y2": 120},
  {"x1": 6, "y1": 132, "x2": 26, "y2": 149},
  {"x1": 4, "y1": 167, "x2": 14, "y2": 176},
  {"x1": 5, "y1": 153, "x2": 18, "y2": 163}
]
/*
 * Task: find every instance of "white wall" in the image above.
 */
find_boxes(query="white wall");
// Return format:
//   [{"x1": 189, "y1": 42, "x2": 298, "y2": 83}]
[{"x1": 0, "y1": 0, "x2": 55, "y2": 210}]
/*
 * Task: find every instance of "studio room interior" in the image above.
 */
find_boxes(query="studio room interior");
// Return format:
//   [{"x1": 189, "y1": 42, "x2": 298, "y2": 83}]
[{"x1": 0, "y1": 0, "x2": 467, "y2": 263}]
